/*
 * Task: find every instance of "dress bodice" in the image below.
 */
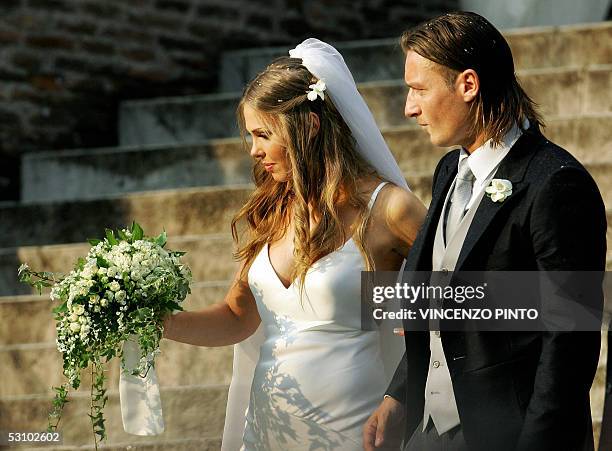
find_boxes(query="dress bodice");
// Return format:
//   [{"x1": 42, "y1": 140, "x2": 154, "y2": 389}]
[{"x1": 248, "y1": 181, "x2": 388, "y2": 328}]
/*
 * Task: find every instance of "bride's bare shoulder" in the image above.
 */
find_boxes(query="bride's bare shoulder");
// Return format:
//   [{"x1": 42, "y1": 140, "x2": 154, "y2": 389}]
[
  {"x1": 371, "y1": 182, "x2": 427, "y2": 254},
  {"x1": 380, "y1": 184, "x2": 423, "y2": 214}
]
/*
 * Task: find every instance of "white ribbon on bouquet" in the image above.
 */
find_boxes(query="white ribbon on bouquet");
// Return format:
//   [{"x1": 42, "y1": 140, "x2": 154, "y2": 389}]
[{"x1": 119, "y1": 335, "x2": 165, "y2": 435}]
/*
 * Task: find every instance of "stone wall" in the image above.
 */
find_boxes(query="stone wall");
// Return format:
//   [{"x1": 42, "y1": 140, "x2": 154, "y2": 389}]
[{"x1": 0, "y1": 0, "x2": 457, "y2": 200}]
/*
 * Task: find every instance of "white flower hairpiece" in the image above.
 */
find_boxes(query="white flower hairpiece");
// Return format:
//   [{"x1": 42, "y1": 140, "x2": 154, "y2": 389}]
[{"x1": 307, "y1": 79, "x2": 326, "y2": 101}]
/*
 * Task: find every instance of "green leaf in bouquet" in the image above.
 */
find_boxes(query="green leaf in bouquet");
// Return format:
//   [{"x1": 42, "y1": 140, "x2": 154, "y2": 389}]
[
  {"x1": 131, "y1": 221, "x2": 144, "y2": 241},
  {"x1": 134, "y1": 307, "x2": 153, "y2": 321},
  {"x1": 88, "y1": 238, "x2": 101, "y2": 246},
  {"x1": 103, "y1": 348, "x2": 116, "y2": 361},
  {"x1": 155, "y1": 230, "x2": 167, "y2": 247},
  {"x1": 93, "y1": 417, "x2": 104, "y2": 427},
  {"x1": 166, "y1": 300, "x2": 184, "y2": 312},
  {"x1": 17, "y1": 263, "x2": 30, "y2": 277},
  {"x1": 117, "y1": 229, "x2": 128, "y2": 241},
  {"x1": 172, "y1": 251, "x2": 187, "y2": 257},
  {"x1": 36, "y1": 270, "x2": 52, "y2": 278},
  {"x1": 93, "y1": 391, "x2": 107, "y2": 402},
  {"x1": 52, "y1": 302, "x2": 68, "y2": 314},
  {"x1": 80, "y1": 353, "x2": 91, "y2": 368},
  {"x1": 33, "y1": 280, "x2": 52, "y2": 295},
  {"x1": 76, "y1": 257, "x2": 86, "y2": 270},
  {"x1": 105, "y1": 229, "x2": 118, "y2": 246},
  {"x1": 96, "y1": 256, "x2": 110, "y2": 268}
]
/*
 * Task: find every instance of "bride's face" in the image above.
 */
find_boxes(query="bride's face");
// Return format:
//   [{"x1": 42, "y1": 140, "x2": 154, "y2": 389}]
[{"x1": 243, "y1": 104, "x2": 291, "y2": 182}]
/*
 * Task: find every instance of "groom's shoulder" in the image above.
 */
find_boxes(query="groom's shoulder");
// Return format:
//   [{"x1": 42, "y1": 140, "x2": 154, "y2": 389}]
[
  {"x1": 524, "y1": 132, "x2": 589, "y2": 179},
  {"x1": 521, "y1": 132, "x2": 602, "y2": 204}
]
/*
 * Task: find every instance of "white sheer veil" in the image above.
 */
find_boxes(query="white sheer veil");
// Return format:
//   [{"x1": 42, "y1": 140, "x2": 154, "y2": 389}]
[{"x1": 221, "y1": 38, "x2": 409, "y2": 450}]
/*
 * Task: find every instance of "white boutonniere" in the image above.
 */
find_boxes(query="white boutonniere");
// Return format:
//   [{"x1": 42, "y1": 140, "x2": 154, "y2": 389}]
[
  {"x1": 485, "y1": 179, "x2": 512, "y2": 202},
  {"x1": 306, "y1": 79, "x2": 326, "y2": 101}
]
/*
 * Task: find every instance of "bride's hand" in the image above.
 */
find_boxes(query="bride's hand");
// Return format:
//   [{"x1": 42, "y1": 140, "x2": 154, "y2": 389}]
[
  {"x1": 363, "y1": 396, "x2": 405, "y2": 450},
  {"x1": 162, "y1": 312, "x2": 175, "y2": 339}
]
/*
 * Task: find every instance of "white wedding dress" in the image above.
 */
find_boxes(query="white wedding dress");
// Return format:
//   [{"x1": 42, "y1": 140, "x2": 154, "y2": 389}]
[
  {"x1": 221, "y1": 38, "x2": 410, "y2": 451},
  {"x1": 237, "y1": 181, "x2": 399, "y2": 450}
]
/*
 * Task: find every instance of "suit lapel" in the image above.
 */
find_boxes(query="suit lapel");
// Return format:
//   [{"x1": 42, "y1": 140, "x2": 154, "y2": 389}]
[
  {"x1": 455, "y1": 131, "x2": 541, "y2": 270},
  {"x1": 410, "y1": 151, "x2": 458, "y2": 270}
]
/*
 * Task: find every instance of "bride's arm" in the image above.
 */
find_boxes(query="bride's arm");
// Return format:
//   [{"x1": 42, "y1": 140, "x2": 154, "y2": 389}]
[
  {"x1": 162, "y1": 262, "x2": 260, "y2": 347},
  {"x1": 383, "y1": 186, "x2": 427, "y2": 257}
]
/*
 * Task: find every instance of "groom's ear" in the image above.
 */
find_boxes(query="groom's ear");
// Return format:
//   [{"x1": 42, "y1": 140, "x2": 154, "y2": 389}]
[
  {"x1": 308, "y1": 112, "x2": 320, "y2": 138},
  {"x1": 457, "y1": 69, "x2": 480, "y2": 103}
]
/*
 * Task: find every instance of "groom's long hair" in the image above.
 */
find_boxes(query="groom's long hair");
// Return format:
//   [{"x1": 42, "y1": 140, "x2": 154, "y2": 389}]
[{"x1": 401, "y1": 11, "x2": 544, "y2": 146}]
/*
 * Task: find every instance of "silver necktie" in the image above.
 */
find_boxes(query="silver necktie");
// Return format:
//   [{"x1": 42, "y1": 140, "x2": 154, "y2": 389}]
[{"x1": 446, "y1": 158, "x2": 475, "y2": 242}]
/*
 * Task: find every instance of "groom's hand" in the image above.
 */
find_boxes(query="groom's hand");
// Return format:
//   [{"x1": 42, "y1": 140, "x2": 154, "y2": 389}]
[{"x1": 363, "y1": 396, "x2": 405, "y2": 450}]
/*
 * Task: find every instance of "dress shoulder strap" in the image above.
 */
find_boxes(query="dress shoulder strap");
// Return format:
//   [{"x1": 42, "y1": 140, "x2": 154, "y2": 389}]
[{"x1": 367, "y1": 181, "x2": 388, "y2": 212}]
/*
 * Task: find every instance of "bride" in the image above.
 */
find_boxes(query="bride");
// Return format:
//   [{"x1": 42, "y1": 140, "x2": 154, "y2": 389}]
[{"x1": 163, "y1": 38, "x2": 426, "y2": 449}]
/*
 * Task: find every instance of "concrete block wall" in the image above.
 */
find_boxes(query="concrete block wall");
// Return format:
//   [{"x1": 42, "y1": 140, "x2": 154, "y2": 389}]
[{"x1": 0, "y1": 0, "x2": 458, "y2": 201}]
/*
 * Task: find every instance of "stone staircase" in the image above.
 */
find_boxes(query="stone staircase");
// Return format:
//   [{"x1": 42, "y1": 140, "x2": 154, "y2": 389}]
[{"x1": 1, "y1": 21, "x2": 610, "y2": 450}]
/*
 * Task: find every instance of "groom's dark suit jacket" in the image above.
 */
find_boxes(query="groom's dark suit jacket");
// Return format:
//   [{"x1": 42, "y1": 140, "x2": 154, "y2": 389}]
[{"x1": 387, "y1": 128, "x2": 607, "y2": 451}]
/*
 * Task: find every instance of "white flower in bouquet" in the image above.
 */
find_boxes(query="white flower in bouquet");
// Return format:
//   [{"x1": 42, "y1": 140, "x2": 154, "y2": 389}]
[
  {"x1": 18, "y1": 222, "x2": 191, "y2": 448},
  {"x1": 109, "y1": 281, "x2": 121, "y2": 292}
]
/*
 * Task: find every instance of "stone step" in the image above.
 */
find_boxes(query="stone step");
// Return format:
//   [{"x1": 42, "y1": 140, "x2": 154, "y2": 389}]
[
  {"x1": 1, "y1": 312, "x2": 607, "y2": 431},
  {"x1": 594, "y1": 418, "x2": 604, "y2": 451},
  {"x1": 18, "y1": 437, "x2": 221, "y2": 451},
  {"x1": 21, "y1": 130, "x2": 436, "y2": 203},
  {"x1": 586, "y1": 160, "x2": 612, "y2": 206},
  {"x1": 118, "y1": 64, "x2": 612, "y2": 146},
  {"x1": 0, "y1": 173, "x2": 612, "y2": 296},
  {"x1": 0, "y1": 328, "x2": 606, "y2": 444},
  {"x1": 13, "y1": 424, "x2": 605, "y2": 451},
  {"x1": 6, "y1": 156, "x2": 612, "y2": 260},
  {"x1": 0, "y1": 339, "x2": 233, "y2": 397},
  {"x1": 591, "y1": 329, "x2": 609, "y2": 437},
  {"x1": 0, "y1": 234, "x2": 239, "y2": 296},
  {"x1": 21, "y1": 114, "x2": 612, "y2": 203},
  {"x1": 218, "y1": 22, "x2": 612, "y2": 92},
  {"x1": 0, "y1": 281, "x2": 229, "y2": 344},
  {"x1": 7, "y1": 157, "x2": 612, "y2": 291},
  {"x1": 1, "y1": 330, "x2": 607, "y2": 403},
  {"x1": 0, "y1": 184, "x2": 252, "y2": 248},
  {"x1": 3, "y1": 249, "x2": 612, "y2": 345},
  {"x1": 22, "y1": 139, "x2": 254, "y2": 203},
  {"x1": 0, "y1": 384, "x2": 228, "y2": 446}
]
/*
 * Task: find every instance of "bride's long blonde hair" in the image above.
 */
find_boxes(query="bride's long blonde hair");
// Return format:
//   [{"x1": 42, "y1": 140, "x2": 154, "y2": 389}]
[{"x1": 231, "y1": 57, "x2": 382, "y2": 291}]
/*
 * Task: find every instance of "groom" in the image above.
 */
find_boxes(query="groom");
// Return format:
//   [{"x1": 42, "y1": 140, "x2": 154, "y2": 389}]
[{"x1": 364, "y1": 11, "x2": 607, "y2": 451}]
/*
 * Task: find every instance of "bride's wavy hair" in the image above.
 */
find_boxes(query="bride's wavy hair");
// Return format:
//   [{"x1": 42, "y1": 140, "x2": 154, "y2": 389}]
[
  {"x1": 231, "y1": 57, "x2": 380, "y2": 293},
  {"x1": 401, "y1": 11, "x2": 544, "y2": 146}
]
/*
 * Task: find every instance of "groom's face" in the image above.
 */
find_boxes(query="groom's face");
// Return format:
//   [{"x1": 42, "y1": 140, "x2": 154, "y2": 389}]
[{"x1": 404, "y1": 51, "x2": 471, "y2": 148}]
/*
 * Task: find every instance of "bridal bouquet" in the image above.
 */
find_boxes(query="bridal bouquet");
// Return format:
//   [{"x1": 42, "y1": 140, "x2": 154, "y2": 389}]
[{"x1": 18, "y1": 222, "x2": 191, "y2": 449}]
